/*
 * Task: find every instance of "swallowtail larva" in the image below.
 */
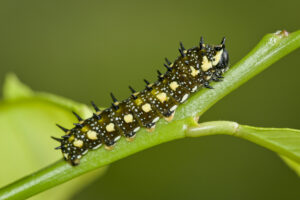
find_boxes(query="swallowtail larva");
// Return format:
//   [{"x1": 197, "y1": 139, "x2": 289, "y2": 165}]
[{"x1": 52, "y1": 37, "x2": 229, "y2": 166}]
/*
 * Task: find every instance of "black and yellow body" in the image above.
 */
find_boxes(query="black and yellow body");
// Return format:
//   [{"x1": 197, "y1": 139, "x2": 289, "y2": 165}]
[{"x1": 52, "y1": 37, "x2": 230, "y2": 166}]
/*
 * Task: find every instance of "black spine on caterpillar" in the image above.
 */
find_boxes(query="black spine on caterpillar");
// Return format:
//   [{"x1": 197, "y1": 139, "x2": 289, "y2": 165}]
[{"x1": 52, "y1": 37, "x2": 229, "y2": 166}]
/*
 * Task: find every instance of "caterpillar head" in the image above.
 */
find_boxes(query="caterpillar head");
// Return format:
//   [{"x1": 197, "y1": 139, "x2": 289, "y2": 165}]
[{"x1": 198, "y1": 37, "x2": 229, "y2": 73}]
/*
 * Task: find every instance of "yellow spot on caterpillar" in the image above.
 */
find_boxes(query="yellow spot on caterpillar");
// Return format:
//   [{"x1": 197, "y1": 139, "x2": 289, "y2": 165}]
[
  {"x1": 116, "y1": 107, "x2": 122, "y2": 113},
  {"x1": 212, "y1": 49, "x2": 223, "y2": 66},
  {"x1": 201, "y1": 56, "x2": 213, "y2": 71},
  {"x1": 134, "y1": 98, "x2": 143, "y2": 106},
  {"x1": 106, "y1": 123, "x2": 115, "y2": 132},
  {"x1": 151, "y1": 89, "x2": 158, "y2": 95},
  {"x1": 148, "y1": 83, "x2": 154, "y2": 88},
  {"x1": 124, "y1": 114, "x2": 133, "y2": 123},
  {"x1": 190, "y1": 66, "x2": 200, "y2": 77},
  {"x1": 96, "y1": 111, "x2": 101, "y2": 115},
  {"x1": 73, "y1": 139, "x2": 83, "y2": 148},
  {"x1": 81, "y1": 126, "x2": 89, "y2": 132},
  {"x1": 87, "y1": 130, "x2": 98, "y2": 140},
  {"x1": 63, "y1": 153, "x2": 69, "y2": 159},
  {"x1": 205, "y1": 76, "x2": 212, "y2": 80},
  {"x1": 170, "y1": 81, "x2": 179, "y2": 91},
  {"x1": 97, "y1": 112, "x2": 103, "y2": 122},
  {"x1": 68, "y1": 135, "x2": 75, "y2": 142},
  {"x1": 142, "y1": 103, "x2": 152, "y2": 113},
  {"x1": 156, "y1": 92, "x2": 168, "y2": 103}
]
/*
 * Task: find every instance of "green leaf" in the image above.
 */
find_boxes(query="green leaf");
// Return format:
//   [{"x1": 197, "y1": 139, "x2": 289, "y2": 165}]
[
  {"x1": 187, "y1": 121, "x2": 300, "y2": 164},
  {"x1": 3, "y1": 73, "x2": 34, "y2": 100},
  {"x1": 0, "y1": 75, "x2": 107, "y2": 200},
  {"x1": 0, "y1": 30, "x2": 300, "y2": 200},
  {"x1": 280, "y1": 155, "x2": 300, "y2": 177}
]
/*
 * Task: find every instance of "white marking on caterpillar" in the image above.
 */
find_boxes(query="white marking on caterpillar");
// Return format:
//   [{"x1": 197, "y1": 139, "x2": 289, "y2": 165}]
[
  {"x1": 133, "y1": 127, "x2": 140, "y2": 132},
  {"x1": 180, "y1": 94, "x2": 189, "y2": 103},
  {"x1": 170, "y1": 105, "x2": 178, "y2": 112},
  {"x1": 201, "y1": 56, "x2": 213, "y2": 71},
  {"x1": 156, "y1": 92, "x2": 168, "y2": 103},
  {"x1": 124, "y1": 114, "x2": 133, "y2": 123},
  {"x1": 212, "y1": 49, "x2": 223, "y2": 66},
  {"x1": 114, "y1": 135, "x2": 121, "y2": 142},
  {"x1": 93, "y1": 143, "x2": 102, "y2": 150},
  {"x1": 170, "y1": 81, "x2": 179, "y2": 91},
  {"x1": 87, "y1": 130, "x2": 98, "y2": 140},
  {"x1": 142, "y1": 103, "x2": 152, "y2": 113},
  {"x1": 106, "y1": 123, "x2": 115, "y2": 132},
  {"x1": 73, "y1": 139, "x2": 83, "y2": 148},
  {"x1": 82, "y1": 150, "x2": 88, "y2": 155},
  {"x1": 152, "y1": 117, "x2": 160, "y2": 123},
  {"x1": 191, "y1": 86, "x2": 197, "y2": 92},
  {"x1": 190, "y1": 66, "x2": 200, "y2": 77}
]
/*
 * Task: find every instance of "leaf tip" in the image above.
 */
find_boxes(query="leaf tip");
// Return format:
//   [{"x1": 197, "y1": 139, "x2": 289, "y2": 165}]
[{"x1": 3, "y1": 73, "x2": 34, "y2": 100}]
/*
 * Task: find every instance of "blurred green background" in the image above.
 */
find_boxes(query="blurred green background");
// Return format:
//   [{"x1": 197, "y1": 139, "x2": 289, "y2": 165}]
[{"x1": 0, "y1": 0, "x2": 300, "y2": 199}]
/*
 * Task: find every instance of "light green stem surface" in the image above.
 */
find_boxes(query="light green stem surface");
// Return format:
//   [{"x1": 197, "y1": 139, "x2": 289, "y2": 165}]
[
  {"x1": 187, "y1": 121, "x2": 300, "y2": 163},
  {"x1": 0, "y1": 30, "x2": 300, "y2": 200}
]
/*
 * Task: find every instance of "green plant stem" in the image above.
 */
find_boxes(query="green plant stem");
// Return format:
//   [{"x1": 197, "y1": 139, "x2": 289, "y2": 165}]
[{"x1": 0, "y1": 30, "x2": 300, "y2": 200}]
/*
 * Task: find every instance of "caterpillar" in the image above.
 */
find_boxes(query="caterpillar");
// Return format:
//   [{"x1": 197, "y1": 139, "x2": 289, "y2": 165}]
[{"x1": 52, "y1": 37, "x2": 229, "y2": 166}]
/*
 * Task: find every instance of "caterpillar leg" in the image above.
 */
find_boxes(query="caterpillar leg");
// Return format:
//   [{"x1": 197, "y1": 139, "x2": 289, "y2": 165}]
[
  {"x1": 126, "y1": 135, "x2": 136, "y2": 142},
  {"x1": 203, "y1": 81, "x2": 213, "y2": 89},
  {"x1": 164, "y1": 111, "x2": 175, "y2": 122},
  {"x1": 124, "y1": 130, "x2": 137, "y2": 141},
  {"x1": 146, "y1": 124, "x2": 156, "y2": 132},
  {"x1": 104, "y1": 145, "x2": 115, "y2": 150}
]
